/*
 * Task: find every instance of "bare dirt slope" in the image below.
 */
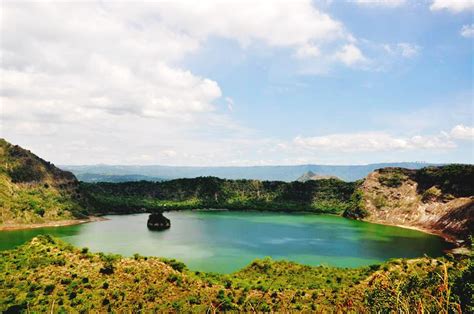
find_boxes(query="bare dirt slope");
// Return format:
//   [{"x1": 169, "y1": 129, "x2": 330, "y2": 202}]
[{"x1": 360, "y1": 167, "x2": 473, "y2": 243}]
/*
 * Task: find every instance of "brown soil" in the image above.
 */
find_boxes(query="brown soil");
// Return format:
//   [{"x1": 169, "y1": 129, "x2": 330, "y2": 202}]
[
  {"x1": 0, "y1": 216, "x2": 107, "y2": 231},
  {"x1": 360, "y1": 170, "x2": 473, "y2": 246}
]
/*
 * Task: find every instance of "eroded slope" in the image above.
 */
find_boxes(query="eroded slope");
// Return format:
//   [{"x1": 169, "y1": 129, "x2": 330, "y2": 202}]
[{"x1": 356, "y1": 166, "x2": 473, "y2": 242}]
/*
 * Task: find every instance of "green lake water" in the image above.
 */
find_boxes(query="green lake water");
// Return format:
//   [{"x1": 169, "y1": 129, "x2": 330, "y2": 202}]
[{"x1": 0, "y1": 211, "x2": 451, "y2": 273}]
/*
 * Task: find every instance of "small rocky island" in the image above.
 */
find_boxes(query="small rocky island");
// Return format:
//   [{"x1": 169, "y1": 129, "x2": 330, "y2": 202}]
[{"x1": 147, "y1": 212, "x2": 171, "y2": 231}]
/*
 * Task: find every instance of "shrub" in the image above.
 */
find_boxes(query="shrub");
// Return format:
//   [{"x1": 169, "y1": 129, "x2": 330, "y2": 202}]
[
  {"x1": 421, "y1": 186, "x2": 442, "y2": 203},
  {"x1": 378, "y1": 173, "x2": 406, "y2": 188},
  {"x1": 99, "y1": 263, "x2": 114, "y2": 275},
  {"x1": 44, "y1": 284, "x2": 55, "y2": 295},
  {"x1": 161, "y1": 258, "x2": 186, "y2": 272}
]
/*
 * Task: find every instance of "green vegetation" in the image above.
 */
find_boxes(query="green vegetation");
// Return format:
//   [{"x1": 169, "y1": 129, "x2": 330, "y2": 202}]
[
  {"x1": 0, "y1": 139, "x2": 86, "y2": 225},
  {"x1": 377, "y1": 168, "x2": 408, "y2": 188},
  {"x1": 1, "y1": 140, "x2": 473, "y2": 312},
  {"x1": 0, "y1": 236, "x2": 471, "y2": 312},
  {"x1": 2, "y1": 137, "x2": 472, "y2": 230},
  {"x1": 342, "y1": 189, "x2": 368, "y2": 219},
  {"x1": 79, "y1": 177, "x2": 358, "y2": 215},
  {"x1": 415, "y1": 164, "x2": 474, "y2": 197}
]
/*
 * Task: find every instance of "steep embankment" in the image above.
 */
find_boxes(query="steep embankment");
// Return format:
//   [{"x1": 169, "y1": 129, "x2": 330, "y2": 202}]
[
  {"x1": 0, "y1": 139, "x2": 87, "y2": 228},
  {"x1": 345, "y1": 166, "x2": 474, "y2": 243},
  {"x1": 0, "y1": 236, "x2": 471, "y2": 312}
]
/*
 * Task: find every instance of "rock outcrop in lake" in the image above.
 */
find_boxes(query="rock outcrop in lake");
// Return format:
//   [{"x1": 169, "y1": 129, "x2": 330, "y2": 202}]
[{"x1": 147, "y1": 212, "x2": 171, "y2": 231}]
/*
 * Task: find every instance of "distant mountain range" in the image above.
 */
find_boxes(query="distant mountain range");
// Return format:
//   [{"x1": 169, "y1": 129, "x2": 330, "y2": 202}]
[{"x1": 61, "y1": 162, "x2": 439, "y2": 182}]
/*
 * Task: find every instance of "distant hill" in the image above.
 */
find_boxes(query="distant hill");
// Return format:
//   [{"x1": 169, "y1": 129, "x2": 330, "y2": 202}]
[
  {"x1": 297, "y1": 171, "x2": 341, "y2": 182},
  {"x1": 62, "y1": 162, "x2": 438, "y2": 182},
  {"x1": 0, "y1": 139, "x2": 86, "y2": 226},
  {"x1": 75, "y1": 173, "x2": 163, "y2": 183}
]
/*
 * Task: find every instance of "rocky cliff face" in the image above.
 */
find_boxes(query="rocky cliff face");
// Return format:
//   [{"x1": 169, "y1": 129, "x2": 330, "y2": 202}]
[
  {"x1": 0, "y1": 139, "x2": 86, "y2": 225},
  {"x1": 357, "y1": 166, "x2": 473, "y2": 243}
]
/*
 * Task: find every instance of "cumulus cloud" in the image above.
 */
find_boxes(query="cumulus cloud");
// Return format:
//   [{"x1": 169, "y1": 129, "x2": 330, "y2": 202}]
[
  {"x1": 292, "y1": 124, "x2": 474, "y2": 154},
  {"x1": 354, "y1": 0, "x2": 406, "y2": 7},
  {"x1": 293, "y1": 131, "x2": 455, "y2": 152},
  {"x1": 430, "y1": 0, "x2": 474, "y2": 13},
  {"x1": 450, "y1": 125, "x2": 474, "y2": 140},
  {"x1": 1, "y1": 2, "x2": 222, "y2": 122},
  {"x1": 295, "y1": 43, "x2": 321, "y2": 59},
  {"x1": 0, "y1": 1, "x2": 359, "y2": 126},
  {"x1": 152, "y1": 0, "x2": 347, "y2": 48},
  {"x1": 460, "y1": 24, "x2": 474, "y2": 38},
  {"x1": 335, "y1": 44, "x2": 367, "y2": 66}
]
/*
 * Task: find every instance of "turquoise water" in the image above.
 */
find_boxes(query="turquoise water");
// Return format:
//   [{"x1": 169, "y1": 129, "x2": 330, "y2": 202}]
[{"x1": 0, "y1": 211, "x2": 450, "y2": 273}]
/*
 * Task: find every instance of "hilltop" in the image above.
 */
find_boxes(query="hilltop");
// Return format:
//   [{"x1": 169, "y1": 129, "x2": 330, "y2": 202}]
[
  {"x1": 297, "y1": 171, "x2": 341, "y2": 182},
  {"x1": 0, "y1": 139, "x2": 87, "y2": 228}
]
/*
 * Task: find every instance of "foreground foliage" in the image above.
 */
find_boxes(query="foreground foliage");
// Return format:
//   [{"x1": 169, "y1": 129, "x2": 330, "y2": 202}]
[{"x1": 0, "y1": 236, "x2": 472, "y2": 312}]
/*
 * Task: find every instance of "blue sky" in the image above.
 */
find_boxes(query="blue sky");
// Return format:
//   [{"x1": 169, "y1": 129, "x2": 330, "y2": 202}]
[{"x1": 1, "y1": 0, "x2": 473, "y2": 165}]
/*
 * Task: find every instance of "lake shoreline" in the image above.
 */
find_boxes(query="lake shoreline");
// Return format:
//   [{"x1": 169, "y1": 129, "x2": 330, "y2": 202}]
[
  {"x1": 1, "y1": 210, "x2": 465, "y2": 254},
  {"x1": 0, "y1": 216, "x2": 107, "y2": 231},
  {"x1": 359, "y1": 218, "x2": 469, "y2": 254}
]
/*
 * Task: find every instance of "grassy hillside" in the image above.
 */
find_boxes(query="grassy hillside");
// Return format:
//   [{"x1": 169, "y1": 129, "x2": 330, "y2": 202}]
[
  {"x1": 1, "y1": 236, "x2": 471, "y2": 313},
  {"x1": 0, "y1": 139, "x2": 87, "y2": 226},
  {"x1": 79, "y1": 177, "x2": 358, "y2": 214}
]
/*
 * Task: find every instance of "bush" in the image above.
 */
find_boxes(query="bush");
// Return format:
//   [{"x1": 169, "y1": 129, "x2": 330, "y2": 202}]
[
  {"x1": 161, "y1": 258, "x2": 186, "y2": 272},
  {"x1": 421, "y1": 186, "x2": 442, "y2": 203},
  {"x1": 99, "y1": 263, "x2": 114, "y2": 275},
  {"x1": 378, "y1": 173, "x2": 406, "y2": 188}
]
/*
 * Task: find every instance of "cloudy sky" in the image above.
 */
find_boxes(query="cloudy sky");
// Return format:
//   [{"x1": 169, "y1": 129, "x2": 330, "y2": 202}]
[{"x1": 1, "y1": 0, "x2": 473, "y2": 166}]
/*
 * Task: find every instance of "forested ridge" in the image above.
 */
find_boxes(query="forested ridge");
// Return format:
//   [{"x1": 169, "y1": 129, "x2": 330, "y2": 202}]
[{"x1": 79, "y1": 177, "x2": 358, "y2": 214}]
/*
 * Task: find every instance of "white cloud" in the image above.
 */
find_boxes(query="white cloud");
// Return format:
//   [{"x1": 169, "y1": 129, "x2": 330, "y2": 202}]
[
  {"x1": 460, "y1": 24, "x2": 474, "y2": 38},
  {"x1": 383, "y1": 42, "x2": 420, "y2": 58},
  {"x1": 151, "y1": 0, "x2": 346, "y2": 48},
  {"x1": 430, "y1": 0, "x2": 474, "y2": 13},
  {"x1": 225, "y1": 97, "x2": 234, "y2": 111},
  {"x1": 293, "y1": 131, "x2": 456, "y2": 152},
  {"x1": 354, "y1": 0, "x2": 406, "y2": 7},
  {"x1": 397, "y1": 43, "x2": 420, "y2": 58},
  {"x1": 335, "y1": 44, "x2": 367, "y2": 66},
  {"x1": 295, "y1": 43, "x2": 321, "y2": 58},
  {"x1": 0, "y1": 1, "x2": 359, "y2": 126},
  {"x1": 450, "y1": 125, "x2": 474, "y2": 140}
]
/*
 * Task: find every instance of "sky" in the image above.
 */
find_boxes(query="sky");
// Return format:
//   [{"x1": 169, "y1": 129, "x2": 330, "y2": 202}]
[{"x1": 0, "y1": 0, "x2": 473, "y2": 166}]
